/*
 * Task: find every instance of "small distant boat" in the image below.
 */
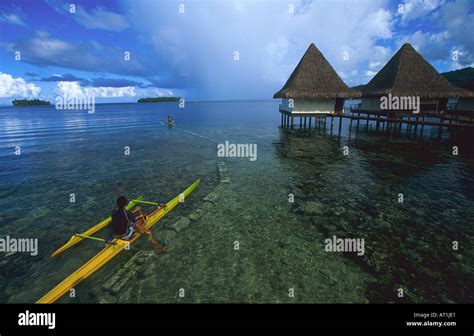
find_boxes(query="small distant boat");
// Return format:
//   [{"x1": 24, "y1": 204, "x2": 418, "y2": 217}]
[{"x1": 166, "y1": 116, "x2": 174, "y2": 128}]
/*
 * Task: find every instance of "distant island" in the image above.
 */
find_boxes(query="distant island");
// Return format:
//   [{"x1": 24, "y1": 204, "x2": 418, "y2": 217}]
[
  {"x1": 137, "y1": 97, "x2": 180, "y2": 103},
  {"x1": 351, "y1": 84, "x2": 366, "y2": 90},
  {"x1": 441, "y1": 67, "x2": 474, "y2": 91},
  {"x1": 12, "y1": 99, "x2": 51, "y2": 106}
]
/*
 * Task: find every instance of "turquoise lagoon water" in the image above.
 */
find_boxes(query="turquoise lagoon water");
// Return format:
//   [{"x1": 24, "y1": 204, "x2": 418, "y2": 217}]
[{"x1": 0, "y1": 101, "x2": 472, "y2": 303}]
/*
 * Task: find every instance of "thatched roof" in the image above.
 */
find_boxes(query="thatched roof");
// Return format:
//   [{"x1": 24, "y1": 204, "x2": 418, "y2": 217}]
[
  {"x1": 273, "y1": 43, "x2": 361, "y2": 99},
  {"x1": 362, "y1": 43, "x2": 474, "y2": 98}
]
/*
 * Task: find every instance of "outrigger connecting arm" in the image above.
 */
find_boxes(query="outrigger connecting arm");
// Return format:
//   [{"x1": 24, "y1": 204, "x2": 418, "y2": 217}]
[{"x1": 131, "y1": 199, "x2": 167, "y2": 209}]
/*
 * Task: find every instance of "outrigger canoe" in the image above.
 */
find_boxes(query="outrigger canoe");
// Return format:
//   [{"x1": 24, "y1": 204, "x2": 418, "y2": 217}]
[
  {"x1": 37, "y1": 179, "x2": 200, "y2": 304},
  {"x1": 51, "y1": 197, "x2": 143, "y2": 257}
]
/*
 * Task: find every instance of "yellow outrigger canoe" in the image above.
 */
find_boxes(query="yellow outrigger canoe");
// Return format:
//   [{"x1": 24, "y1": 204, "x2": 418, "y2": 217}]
[
  {"x1": 37, "y1": 179, "x2": 200, "y2": 304},
  {"x1": 51, "y1": 197, "x2": 143, "y2": 257}
]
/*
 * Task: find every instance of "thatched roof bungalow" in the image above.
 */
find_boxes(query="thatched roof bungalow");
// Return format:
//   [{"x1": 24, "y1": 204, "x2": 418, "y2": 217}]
[
  {"x1": 360, "y1": 43, "x2": 474, "y2": 114},
  {"x1": 274, "y1": 43, "x2": 361, "y2": 116}
]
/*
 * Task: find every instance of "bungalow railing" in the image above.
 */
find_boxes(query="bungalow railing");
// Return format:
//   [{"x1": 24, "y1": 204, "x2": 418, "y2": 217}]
[
  {"x1": 446, "y1": 102, "x2": 458, "y2": 110},
  {"x1": 349, "y1": 103, "x2": 361, "y2": 111}
]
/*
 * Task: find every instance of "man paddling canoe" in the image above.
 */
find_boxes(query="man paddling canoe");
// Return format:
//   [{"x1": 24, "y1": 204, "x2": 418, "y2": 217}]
[
  {"x1": 110, "y1": 196, "x2": 167, "y2": 253},
  {"x1": 111, "y1": 196, "x2": 139, "y2": 240}
]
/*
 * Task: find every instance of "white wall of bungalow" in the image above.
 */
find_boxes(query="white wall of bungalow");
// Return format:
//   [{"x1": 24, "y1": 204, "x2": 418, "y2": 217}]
[
  {"x1": 280, "y1": 98, "x2": 339, "y2": 114},
  {"x1": 360, "y1": 98, "x2": 439, "y2": 113}
]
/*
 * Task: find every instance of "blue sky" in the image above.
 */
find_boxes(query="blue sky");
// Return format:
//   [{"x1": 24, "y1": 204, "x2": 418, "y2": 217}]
[{"x1": 0, "y1": 0, "x2": 473, "y2": 104}]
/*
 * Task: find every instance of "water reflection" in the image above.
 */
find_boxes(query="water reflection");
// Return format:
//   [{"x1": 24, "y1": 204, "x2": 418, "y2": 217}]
[{"x1": 274, "y1": 127, "x2": 474, "y2": 303}]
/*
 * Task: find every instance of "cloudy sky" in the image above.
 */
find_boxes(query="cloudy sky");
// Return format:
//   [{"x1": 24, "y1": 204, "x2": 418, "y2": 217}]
[{"x1": 0, "y1": 0, "x2": 473, "y2": 104}]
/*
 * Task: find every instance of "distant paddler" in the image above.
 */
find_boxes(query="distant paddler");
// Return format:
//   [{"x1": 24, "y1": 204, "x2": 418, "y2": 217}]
[{"x1": 167, "y1": 115, "x2": 174, "y2": 128}]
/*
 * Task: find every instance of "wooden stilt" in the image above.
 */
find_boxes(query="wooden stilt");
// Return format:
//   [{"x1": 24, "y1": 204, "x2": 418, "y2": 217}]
[
  {"x1": 308, "y1": 116, "x2": 312, "y2": 129},
  {"x1": 291, "y1": 116, "x2": 294, "y2": 129},
  {"x1": 420, "y1": 114, "x2": 425, "y2": 135},
  {"x1": 414, "y1": 114, "x2": 419, "y2": 136},
  {"x1": 338, "y1": 114, "x2": 342, "y2": 134},
  {"x1": 405, "y1": 115, "x2": 410, "y2": 138}
]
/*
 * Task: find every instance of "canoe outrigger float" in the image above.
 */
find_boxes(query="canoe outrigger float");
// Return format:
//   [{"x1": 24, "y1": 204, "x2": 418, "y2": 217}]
[{"x1": 37, "y1": 179, "x2": 200, "y2": 304}]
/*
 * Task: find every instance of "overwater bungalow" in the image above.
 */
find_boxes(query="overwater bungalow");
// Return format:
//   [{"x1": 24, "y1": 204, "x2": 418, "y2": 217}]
[
  {"x1": 357, "y1": 43, "x2": 474, "y2": 120},
  {"x1": 274, "y1": 43, "x2": 361, "y2": 129}
]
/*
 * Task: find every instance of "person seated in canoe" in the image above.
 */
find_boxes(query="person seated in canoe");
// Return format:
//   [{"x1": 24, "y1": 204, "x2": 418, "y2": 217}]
[
  {"x1": 111, "y1": 196, "x2": 139, "y2": 240},
  {"x1": 110, "y1": 196, "x2": 167, "y2": 253},
  {"x1": 167, "y1": 115, "x2": 173, "y2": 127}
]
